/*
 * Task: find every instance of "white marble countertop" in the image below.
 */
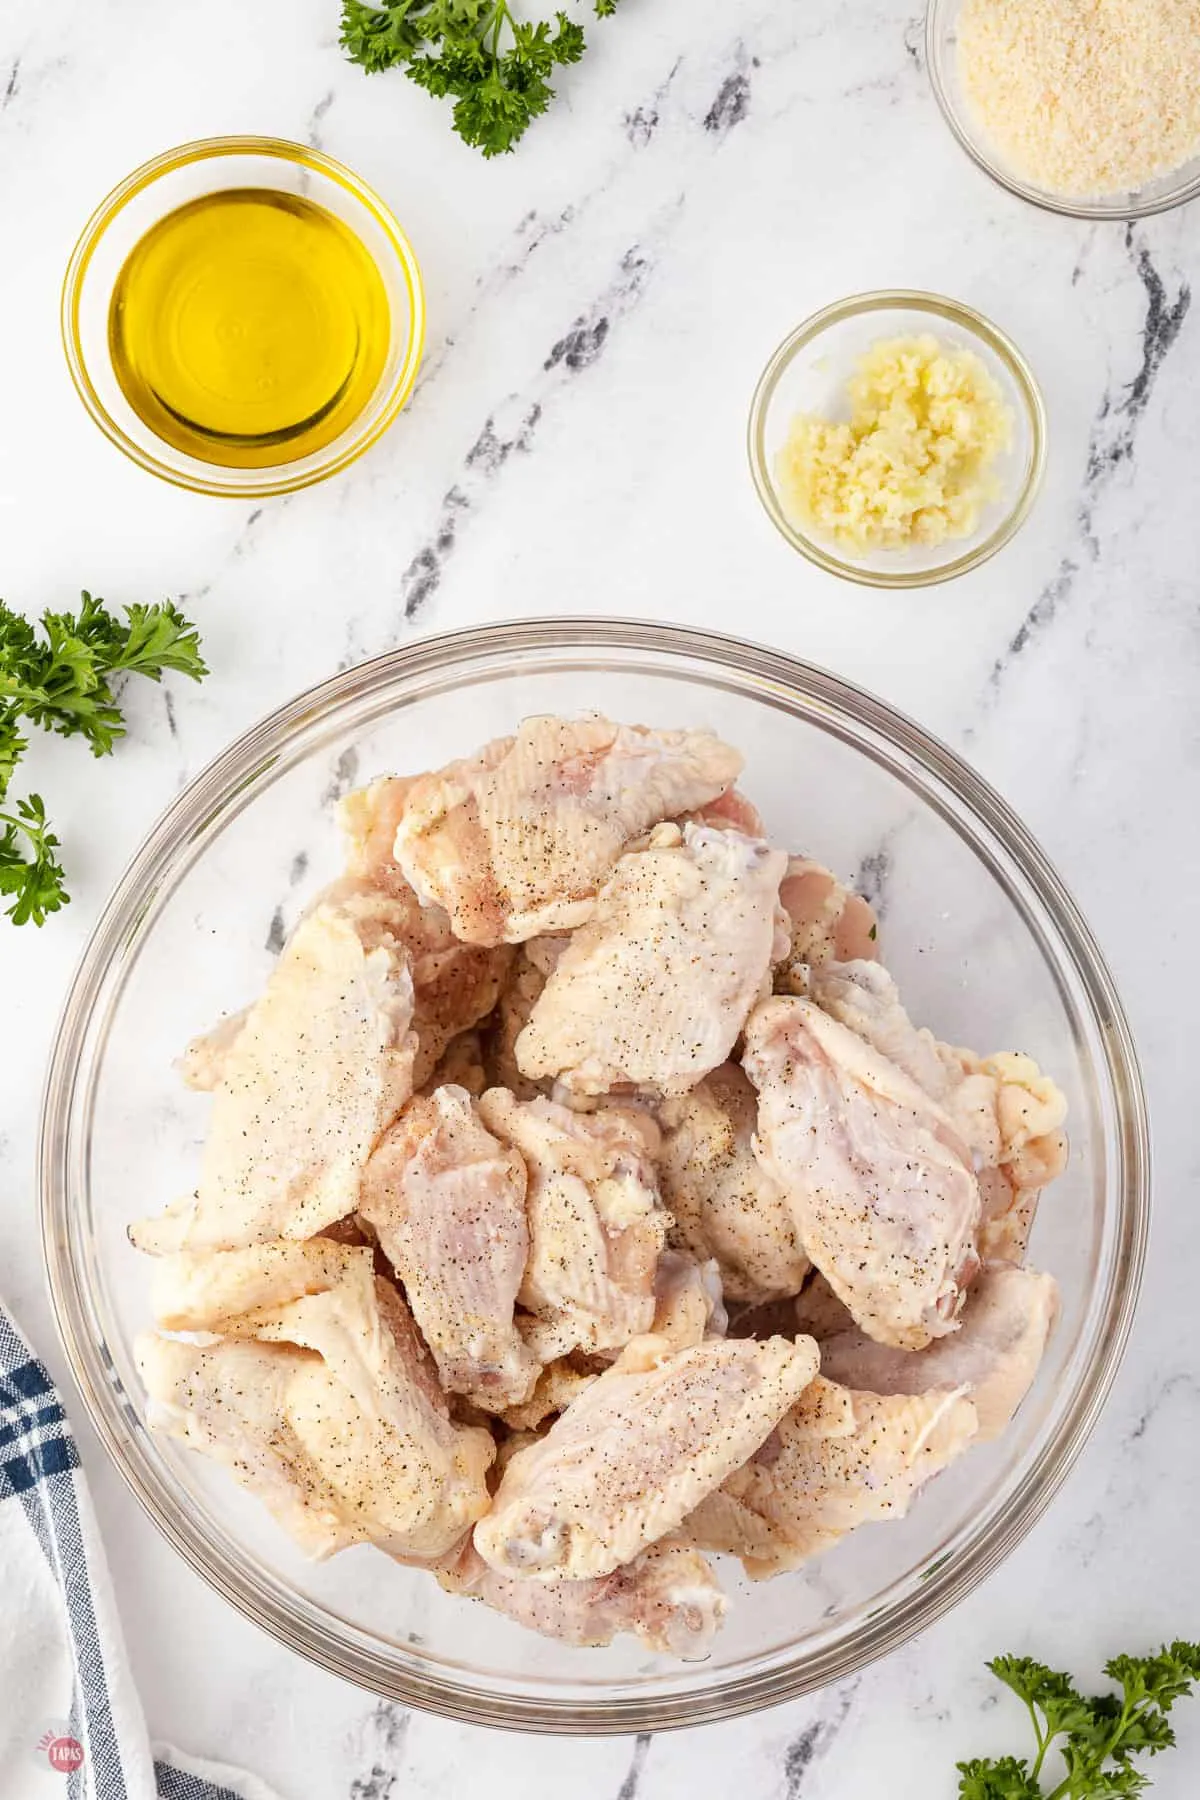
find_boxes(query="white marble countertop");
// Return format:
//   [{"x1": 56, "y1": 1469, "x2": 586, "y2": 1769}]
[{"x1": 2, "y1": 0, "x2": 1199, "y2": 1793}]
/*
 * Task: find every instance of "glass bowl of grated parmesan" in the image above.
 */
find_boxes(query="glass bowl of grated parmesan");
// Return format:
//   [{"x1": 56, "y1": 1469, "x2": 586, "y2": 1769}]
[
  {"x1": 747, "y1": 291, "x2": 1046, "y2": 589},
  {"x1": 927, "y1": 0, "x2": 1200, "y2": 220}
]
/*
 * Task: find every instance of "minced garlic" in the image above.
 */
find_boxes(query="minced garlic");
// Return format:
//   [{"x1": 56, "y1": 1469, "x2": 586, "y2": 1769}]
[{"x1": 775, "y1": 334, "x2": 1012, "y2": 555}]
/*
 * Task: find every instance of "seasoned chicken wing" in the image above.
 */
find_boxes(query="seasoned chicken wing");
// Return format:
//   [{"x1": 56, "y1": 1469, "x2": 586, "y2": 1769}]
[
  {"x1": 658, "y1": 1063, "x2": 809, "y2": 1305},
  {"x1": 744, "y1": 997, "x2": 981, "y2": 1350},
  {"x1": 133, "y1": 904, "x2": 418, "y2": 1255},
  {"x1": 799, "y1": 1265, "x2": 1059, "y2": 1442},
  {"x1": 517, "y1": 825, "x2": 787, "y2": 1097},
  {"x1": 358, "y1": 1086, "x2": 537, "y2": 1410},
  {"x1": 689, "y1": 1376, "x2": 977, "y2": 1576},
  {"x1": 774, "y1": 858, "x2": 880, "y2": 991},
  {"x1": 393, "y1": 716, "x2": 743, "y2": 946},
  {"x1": 807, "y1": 960, "x2": 1069, "y2": 1266},
  {"x1": 439, "y1": 1537, "x2": 726, "y2": 1657},
  {"x1": 806, "y1": 959, "x2": 960, "y2": 1099},
  {"x1": 474, "y1": 1332, "x2": 820, "y2": 1583},
  {"x1": 483, "y1": 942, "x2": 565, "y2": 1100},
  {"x1": 649, "y1": 1249, "x2": 728, "y2": 1350},
  {"x1": 139, "y1": 1246, "x2": 494, "y2": 1560},
  {"x1": 479, "y1": 1089, "x2": 667, "y2": 1358}
]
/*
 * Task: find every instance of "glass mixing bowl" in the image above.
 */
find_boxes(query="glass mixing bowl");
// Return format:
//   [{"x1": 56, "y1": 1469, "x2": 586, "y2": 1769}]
[{"x1": 40, "y1": 620, "x2": 1148, "y2": 1732}]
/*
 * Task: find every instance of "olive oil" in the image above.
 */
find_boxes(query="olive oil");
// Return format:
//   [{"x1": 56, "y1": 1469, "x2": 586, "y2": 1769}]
[{"x1": 108, "y1": 189, "x2": 390, "y2": 470}]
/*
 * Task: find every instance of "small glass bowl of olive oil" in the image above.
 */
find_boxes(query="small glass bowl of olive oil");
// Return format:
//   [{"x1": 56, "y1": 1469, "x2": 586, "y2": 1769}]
[{"x1": 62, "y1": 137, "x2": 425, "y2": 498}]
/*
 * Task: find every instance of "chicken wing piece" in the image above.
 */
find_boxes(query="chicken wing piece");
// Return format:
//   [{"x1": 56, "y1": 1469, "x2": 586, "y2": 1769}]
[
  {"x1": 517, "y1": 825, "x2": 788, "y2": 1098},
  {"x1": 744, "y1": 997, "x2": 981, "y2": 1351},
  {"x1": 137, "y1": 1335, "x2": 365, "y2": 1557},
  {"x1": 178, "y1": 1007, "x2": 250, "y2": 1092},
  {"x1": 806, "y1": 960, "x2": 961, "y2": 1100},
  {"x1": 133, "y1": 904, "x2": 418, "y2": 1255},
  {"x1": 689, "y1": 1376, "x2": 977, "y2": 1576},
  {"x1": 393, "y1": 716, "x2": 744, "y2": 947},
  {"x1": 500, "y1": 1358, "x2": 599, "y2": 1431},
  {"x1": 649, "y1": 1249, "x2": 728, "y2": 1350},
  {"x1": 149, "y1": 1236, "x2": 364, "y2": 1332},
  {"x1": 774, "y1": 858, "x2": 880, "y2": 992},
  {"x1": 483, "y1": 942, "x2": 566, "y2": 1100},
  {"x1": 479, "y1": 1089, "x2": 667, "y2": 1357},
  {"x1": 138, "y1": 1253, "x2": 494, "y2": 1561},
  {"x1": 658, "y1": 1063, "x2": 809, "y2": 1305},
  {"x1": 179, "y1": 779, "x2": 511, "y2": 1098},
  {"x1": 474, "y1": 1332, "x2": 820, "y2": 1583},
  {"x1": 798, "y1": 1265, "x2": 1058, "y2": 1441},
  {"x1": 438, "y1": 1537, "x2": 726, "y2": 1657},
  {"x1": 683, "y1": 787, "x2": 767, "y2": 837},
  {"x1": 339, "y1": 775, "x2": 419, "y2": 895},
  {"x1": 806, "y1": 961, "x2": 1069, "y2": 1266},
  {"x1": 423, "y1": 1030, "x2": 488, "y2": 1098},
  {"x1": 358, "y1": 1086, "x2": 537, "y2": 1410}
]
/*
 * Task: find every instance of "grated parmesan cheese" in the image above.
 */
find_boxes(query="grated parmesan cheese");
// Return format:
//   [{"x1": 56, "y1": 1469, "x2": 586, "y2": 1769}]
[
  {"x1": 958, "y1": 0, "x2": 1200, "y2": 198},
  {"x1": 774, "y1": 334, "x2": 1012, "y2": 555}
]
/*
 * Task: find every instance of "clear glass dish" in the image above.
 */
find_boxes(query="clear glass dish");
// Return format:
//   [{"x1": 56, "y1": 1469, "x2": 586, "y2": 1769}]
[
  {"x1": 926, "y1": 0, "x2": 1200, "y2": 220},
  {"x1": 61, "y1": 136, "x2": 425, "y2": 498},
  {"x1": 40, "y1": 620, "x2": 1147, "y2": 1732},
  {"x1": 747, "y1": 292, "x2": 1046, "y2": 590}
]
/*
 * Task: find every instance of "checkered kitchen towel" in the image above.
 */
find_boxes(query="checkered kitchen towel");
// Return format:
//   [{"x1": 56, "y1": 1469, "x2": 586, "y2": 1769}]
[{"x1": 1, "y1": 1302, "x2": 281, "y2": 1800}]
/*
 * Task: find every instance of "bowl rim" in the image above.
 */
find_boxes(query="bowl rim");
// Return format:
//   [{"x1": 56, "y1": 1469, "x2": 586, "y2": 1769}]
[
  {"x1": 746, "y1": 290, "x2": 1048, "y2": 589},
  {"x1": 924, "y1": 0, "x2": 1200, "y2": 221},
  {"x1": 39, "y1": 618, "x2": 1149, "y2": 1732},
  {"x1": 60, "y1": 134, "x2": 427, "y2": 499}
]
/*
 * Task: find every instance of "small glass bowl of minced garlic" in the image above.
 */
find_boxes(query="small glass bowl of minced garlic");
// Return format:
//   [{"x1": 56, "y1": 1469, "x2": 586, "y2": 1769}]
[
  {"x1": 62, "y1": 137, "x2": 425, "y2": 498},
  {"x1": 747, "y1": 291, "x2": 1046, "y2": 588}
]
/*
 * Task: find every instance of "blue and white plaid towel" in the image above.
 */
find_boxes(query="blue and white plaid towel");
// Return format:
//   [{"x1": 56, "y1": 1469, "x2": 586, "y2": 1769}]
[{"x1": 1, "y1": 1303, "x2": 282, "y2": 1800}]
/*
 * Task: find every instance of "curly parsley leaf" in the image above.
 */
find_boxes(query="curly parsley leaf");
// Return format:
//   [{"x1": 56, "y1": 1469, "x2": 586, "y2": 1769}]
[
  {"x1": 959, "y1": 1644, "x2": 1200, "y2": 1800},
  {"x1": 0, "y1": 591, "x2": 206, "y2": 924},
  {"x1": 341, "y1": 0, "x2": 624, "y2": 156},
  {"x1": 0, "y1": 794, "x2": 69, "y2": 927}
]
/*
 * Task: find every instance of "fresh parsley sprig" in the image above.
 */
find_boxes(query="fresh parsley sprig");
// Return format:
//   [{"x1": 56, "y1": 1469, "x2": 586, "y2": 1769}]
[
  {"x1": 0, "y1": 592, "x2": 207, "y2": 926},
  {"x1": 340, "y1": 1, "x2": 621, "y2": 157},
  {"x1": 959, "y1": 1644, "x2": 1200, "y2": 1799}
]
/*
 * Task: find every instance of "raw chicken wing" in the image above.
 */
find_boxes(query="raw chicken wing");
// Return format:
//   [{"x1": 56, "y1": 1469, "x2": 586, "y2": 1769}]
[
  {"x1": 139, "y1": 1247, "x2": 494, "y2": 1560},
  {"x1": 658, "y1": 1063, "x2": 809, "y2": 1304},
  {"x1": 474, "y1": 1332, "x2": 820, "y2": 1583},
  {"x1": 517, "y1": 824, "x2": 788, "y2": 1097},
  {"x1": 774, "y1": 858, "x2": 880, "y2": 991},
  {"x1": 479, "y1": 1089, "x2": 667, "y2": 1357},
  {"x1": 689, "y1": 1375, "x2": 977, "y2": 1576},
  {"x1": 359, "y1": 1086, "x2": 537, "y2": 1410},
  {"x1": 800, "y1": 1265, "x2": 1059, "y2": 1441},
  {"x1": 744, "y1": 997, "x2": 980, "y2": 1350},
  {"x1": 133, "y1": 903, "x2": 418, "y2": 1254},
  {"x1": 439, "y1": 1537, "x2": 726, "y2": 1656},
  {"x1": 394, "y1": 716, "x2": 743, "y2": 946},
  {"x1": 649, "y1": 1249, "x2": 728, "y2": 1350}
]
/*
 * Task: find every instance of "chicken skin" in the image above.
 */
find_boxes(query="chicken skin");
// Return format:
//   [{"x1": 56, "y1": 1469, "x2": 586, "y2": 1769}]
[
  {"x1": 688, "y1": 1376, "x2": 977, "y2": 1576},
  {"x1": 359, "y1": 1086, "x2": 537, "y2": 1410},
  {"x1": 474, "y1": 1332, "x2": 820, "y2": 1583},
  {"x1": 393, "y1": 716, "x2": 744, "y2": 946},
  {"x1": 657, "y1": 1063, "x2": 809, "y2": 1305},
  {"x1": 439, "y1": 1536, "x2": 726, "y2": 1657},
  {"x1": 744, "y1": 997, "x2": 981, "y2": 1350},
  {"x1": 139, "y1": 1245, "x2": 494, "y2": 1561},
  {"x1": 806, "y1": 959, "x2": 1069, "y2": 1265},
  {"x1": 133, "y1": 904, "x2": 418, "y2": 1255},
  {"x1": 517, "y1": 824, "x2": 787, "y2": 1097},
  {"x1": 478, "y1": 1089, "x2": 667, "y2": 1359},
  {"x1": 773, "y1": 858, "x2": 881, "y2": 992},
  {"x1": 800, "y1": 1264, "x2": 1059, "y2": 1441}
]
